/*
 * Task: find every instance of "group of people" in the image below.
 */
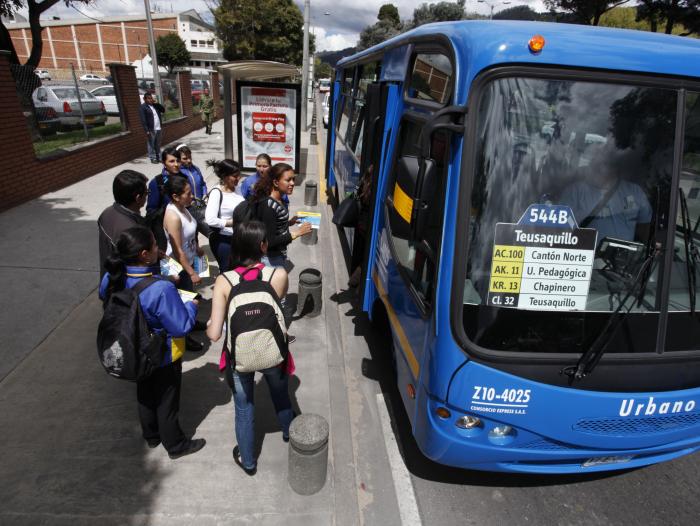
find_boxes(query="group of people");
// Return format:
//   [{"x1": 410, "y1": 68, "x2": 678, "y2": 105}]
[{"x1": 97, "y1": 140, "x2": 313, "y2": 471}]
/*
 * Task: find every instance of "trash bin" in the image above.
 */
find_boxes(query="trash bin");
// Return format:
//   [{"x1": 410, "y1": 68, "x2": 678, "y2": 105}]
[{"x1": 304, "y1": 181, "x2": 318, "y2": 207}]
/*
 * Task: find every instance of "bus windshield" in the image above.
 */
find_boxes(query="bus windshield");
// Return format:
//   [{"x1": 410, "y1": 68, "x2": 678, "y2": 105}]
[{"x1": 463, "y1": 75, "x2": 700, "y2": 354}]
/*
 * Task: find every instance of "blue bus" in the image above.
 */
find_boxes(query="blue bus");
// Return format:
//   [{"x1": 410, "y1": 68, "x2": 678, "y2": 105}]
[{"x1": 326, "y1": 21, "x2": 700, "y2": 473}]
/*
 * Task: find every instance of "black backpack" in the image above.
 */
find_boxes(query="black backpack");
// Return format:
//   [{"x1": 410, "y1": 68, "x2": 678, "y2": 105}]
[
  {"x1": 97, "y1": 277, "x2": 165, "y2": 381},
  {"x1": 146, "y1": 174, "x2": 168, "y2": 251},
  {"x1": 232, "y1": 196, "x2": 262, "y2": 224}
]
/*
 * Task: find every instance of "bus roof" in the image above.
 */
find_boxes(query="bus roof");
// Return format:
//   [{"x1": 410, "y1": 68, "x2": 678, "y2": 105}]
[{"x1": 339, "y1": 20, "x2": 700, "y2": 81}]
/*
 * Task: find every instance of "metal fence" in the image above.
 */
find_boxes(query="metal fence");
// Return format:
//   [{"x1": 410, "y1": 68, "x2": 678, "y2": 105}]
[{"x1": 11, "y1": 63, "x2": 125, "y2": 157}]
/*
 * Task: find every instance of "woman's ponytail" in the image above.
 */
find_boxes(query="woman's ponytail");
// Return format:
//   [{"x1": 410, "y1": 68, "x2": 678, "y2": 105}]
[{"x1": 103, "y1": 226, "x2": 155, "y2": 300}]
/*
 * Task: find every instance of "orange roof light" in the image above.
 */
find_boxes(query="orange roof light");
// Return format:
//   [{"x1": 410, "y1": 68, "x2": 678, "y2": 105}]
[{"x1": 528, "y1": 34, "x2": 545, "y2": 54}]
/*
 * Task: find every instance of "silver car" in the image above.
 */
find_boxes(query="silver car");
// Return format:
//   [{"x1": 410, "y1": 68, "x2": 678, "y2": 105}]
[{"x1": 32, "y1": 85, "x2": 108, "y2": 130}]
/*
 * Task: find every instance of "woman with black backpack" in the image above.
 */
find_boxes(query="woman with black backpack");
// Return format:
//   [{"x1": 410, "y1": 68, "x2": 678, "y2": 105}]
[
  {"x1": 99, "y1": 226, "x2": 206, "y2": 459},
  {"x1": 206, "y1": 221, "x2": 294, "y2": 476}
]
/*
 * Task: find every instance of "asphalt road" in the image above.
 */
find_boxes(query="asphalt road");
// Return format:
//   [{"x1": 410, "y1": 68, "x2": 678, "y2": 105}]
[{"x1": 315, "y1": 93, "x2": 700, "y2": 526}]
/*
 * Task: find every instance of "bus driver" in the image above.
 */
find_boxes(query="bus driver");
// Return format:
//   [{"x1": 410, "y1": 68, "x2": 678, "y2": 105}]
[{"x1": 558, "y1": 142, "x2": 652, "y2": 246}]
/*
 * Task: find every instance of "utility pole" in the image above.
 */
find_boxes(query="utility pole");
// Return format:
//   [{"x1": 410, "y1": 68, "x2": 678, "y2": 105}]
[
  {"x1": 477, "y1": 0, "x2": 510, "y2": 19},
  {"x1": 301, "y1": 0, "x2": 310, "y2": 131},
  {"x1": 144, "y1": 0, "x2": 163, "y2": 106}
]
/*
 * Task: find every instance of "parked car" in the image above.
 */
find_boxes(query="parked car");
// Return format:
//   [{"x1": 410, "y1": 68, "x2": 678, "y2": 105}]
[
  {"x1": 35, "y1": 69, "x2": 51, "y2": 81},
  {"x1": 91, "y1": 85, "x2": 147, "y2": 115},
  {"x1": 32, "y1": 85, "x2": 108, "y2": 130},
  {"x1": 318, "y1": 78, "x2": 331, "y2": 93},
  {"x1": 322, "y1": 93, "x2": 330, "y2": 128},
  {"x1": 24, "y1": 101, "x2": 60, "y2": 136},
  {"x1": 79, "y1": 73, "x2": 108, "y2": 84}
]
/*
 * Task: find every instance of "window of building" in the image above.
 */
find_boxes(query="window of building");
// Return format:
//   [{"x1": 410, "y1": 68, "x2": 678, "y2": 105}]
[{"x1": 191, "y1": 40, "x2": 197, "y2": 47}]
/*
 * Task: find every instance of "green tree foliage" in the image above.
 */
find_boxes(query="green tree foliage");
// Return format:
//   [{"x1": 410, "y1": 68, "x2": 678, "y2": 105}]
[
  {"x1": 636, "y1": 0, "x2": 700, "y2": 34},
  {"x1": 378, "y1": 4, "x2": 401, "y2": 26},
  {"x1": 1, "y1": 0, "x2": 93, "y2": 66},
  {"x1": 357, "y1": 4, "x2": 404, "y2": 51},
  {"x1": 213, "y1": 0, "x2": 311, "y2": 65},
  {"x1": 543, "y1": 0, "x2": 631, "y2": 25},
  {"x1": 314, "y1": 59, "x2": 332, "y2": 80},
  {"x1": 411, "y1": 0, "x2": 466, "y2": 28},
  {"x1": 155, "y1": 33, "x2": 191, "y2": 74},
  {"x1": 493, "y1": 5, "x2": 540, "y2": 20},
  {"x1": 598, "y1": 6, "x2": 653, "y2": 30}
]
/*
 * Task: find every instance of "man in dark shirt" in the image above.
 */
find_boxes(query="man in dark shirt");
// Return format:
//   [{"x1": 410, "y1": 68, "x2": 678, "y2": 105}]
[
  {"x1": 139, "y1": 93, "x2": 165, "y2": 163},
  {"x1": 97, "y1": 170, "x2": 148, "y2": 283}
]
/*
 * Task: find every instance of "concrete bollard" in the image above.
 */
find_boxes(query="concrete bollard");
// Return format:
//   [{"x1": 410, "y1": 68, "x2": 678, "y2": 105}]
[
  {"x1": 301, "y1": 228, "x2": 318, "y2": 245},
  {"x1": 297, "y1": 268, "x2": 322, "y2": 317},
  {"x1": 304, "y1": 181, "x2": 318, "y2": 207},
  {"x1": 288, "y1": 413, "x2": 329, "y2": 495}
]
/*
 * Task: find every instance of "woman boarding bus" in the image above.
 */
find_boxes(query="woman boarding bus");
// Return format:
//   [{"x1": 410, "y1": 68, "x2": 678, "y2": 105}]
[{"x1": 327, "y1": 20, "x2": 700, "y2": 473}]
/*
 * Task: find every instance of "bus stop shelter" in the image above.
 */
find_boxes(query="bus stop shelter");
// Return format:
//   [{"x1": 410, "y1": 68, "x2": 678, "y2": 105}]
[{"x1": 218, "y1": 60, "x2": 300, "y2": 160}]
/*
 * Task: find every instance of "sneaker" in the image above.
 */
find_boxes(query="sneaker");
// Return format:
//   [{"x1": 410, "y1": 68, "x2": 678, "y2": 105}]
[
  {"x1": 186, "y1": 335, "x2": 204, "y2": 352},
  {"x1": 150, "y1": 159, "x2": 160, "y2": 164},
  {"x1": 168, "y1": 438, "x2": 206, "y2": 459},
  {"x1": 233, "y1": 445, "x2": 256, "y2": 475},
  {"x1": 287, "y1": 334, "x2": 296, "y2": 344}
]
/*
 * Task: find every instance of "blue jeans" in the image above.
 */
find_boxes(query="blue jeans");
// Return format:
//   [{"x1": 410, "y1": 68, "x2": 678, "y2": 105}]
[
  {"x1": 147, "y1": 130, "x2": 161, "y2": 161},
  {"x1": 210, "y1": 232, "x2": 232, "y2": 273},
  {"x1": 231, "y1": 367, "x2": 294, "y2": 470}
]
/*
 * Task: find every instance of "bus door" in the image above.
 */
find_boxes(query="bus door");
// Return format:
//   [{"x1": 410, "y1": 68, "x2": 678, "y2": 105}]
[
  {"x1": 357, "y1": 82, "x2": 389, "y2": 310},
  {"x1": 378, "y1": 113, "x2": 453, "y2": 421}
]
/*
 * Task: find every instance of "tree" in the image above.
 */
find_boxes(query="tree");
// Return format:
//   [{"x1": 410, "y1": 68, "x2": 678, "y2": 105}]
[
  {"x1": 411, "y1": 1, "x2": 466, "y2": 28},
  {"x1": 314, "y1": 59, "x2": 332, "y2": 80},
  {"x1": 357, "y1": 4, "x2": 404, "y2": 51},
  {"x1": 213, "y1": 0, "x2": 312, "y2": 65},
  {"x1": 1, "y1": 0, "x2": 92, "y2": 67},
  {"x1": 493, "y1": 5, "x2": 540, "y2": 21},
  {"x1": 378, "y1": 4, "x2": 401, "y2": 26},
  {"x1": 636, "y1": 0, "x2": 700, "y2": 35},
  {"x1": 543, "y1": 0, "x2": 631, "y2": 25},
  {"x1": 156, "y1": 33, "x2": 191, "y2": 74}
]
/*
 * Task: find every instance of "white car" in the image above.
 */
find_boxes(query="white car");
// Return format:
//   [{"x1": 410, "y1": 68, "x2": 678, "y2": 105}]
[
  {"x1": 322, "y1": 93, "x2": 330, "y2": 128},
  {"x1": 91, "y1": 85, "x2": 147, "y2": 115},
  {"x1": 318, "y1": 78, "x2": 331, "y2": 93},
  {"x1": 35, "y1": 69, "x2": 51, "y2": 80},
  {"x1": 79, "y1": 73, "x2": 108, "y2": 84}
]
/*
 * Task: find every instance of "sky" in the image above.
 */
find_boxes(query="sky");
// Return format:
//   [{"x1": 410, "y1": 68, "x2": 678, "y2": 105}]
[{"x1": 21, "y1": 0, "x2": 548, "y2": 52}]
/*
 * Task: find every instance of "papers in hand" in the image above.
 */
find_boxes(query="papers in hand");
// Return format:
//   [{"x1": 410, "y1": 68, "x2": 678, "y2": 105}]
[
  {"x1": 296, "y1": 211, "x2": 321, "y2": 229},
  {"x1": 194, "y1": 255, "x2": 210, "y2": 278},
  {"x1": 178, "y1": 289, "x2": 198, "y2": 303},
  {"x1": 160, "y1": 257, "x2": 183, "y2": 277}
]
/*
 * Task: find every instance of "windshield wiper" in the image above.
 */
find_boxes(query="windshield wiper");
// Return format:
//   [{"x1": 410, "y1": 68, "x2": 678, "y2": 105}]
[
  {"x1": 679, "y1": 189, "x2": 698, "y2": 313},
  {"x1": 561, "y1": 243, "x2": 661, "y2": 383}
]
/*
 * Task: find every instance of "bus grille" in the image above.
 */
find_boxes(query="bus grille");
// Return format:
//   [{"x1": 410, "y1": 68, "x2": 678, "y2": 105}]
[
  {"x1": 574, "y1": 413, "x2": 700, "y2": 436},
  {"x1": 517, "y1": 438, "x2": 585, "y2": 451}
]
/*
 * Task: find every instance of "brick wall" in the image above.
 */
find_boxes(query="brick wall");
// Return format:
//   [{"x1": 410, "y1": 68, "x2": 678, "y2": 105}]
[{"x1": 0, "y1": 52, "x2": 218, "y2": 212}]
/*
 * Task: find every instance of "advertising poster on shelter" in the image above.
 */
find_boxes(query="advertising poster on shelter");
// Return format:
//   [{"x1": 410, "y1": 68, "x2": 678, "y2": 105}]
[{"x1": 237, "y1": 82, "x2": 300, "y2": 171}]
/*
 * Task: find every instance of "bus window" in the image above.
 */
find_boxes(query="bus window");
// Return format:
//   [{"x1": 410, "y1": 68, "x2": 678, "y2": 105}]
[
  {"x1": 387, "y1": 119, "x2": 450, "y2": 305},
  {"x1": 666, "y1": 91, "x2": 700, "y2": 350},
  {"x1": 407, "y1": 53, "x2": 453, "y2": 105},
  {"x1": 464, "y1": 76, "x2": 677, "y2": 354}
]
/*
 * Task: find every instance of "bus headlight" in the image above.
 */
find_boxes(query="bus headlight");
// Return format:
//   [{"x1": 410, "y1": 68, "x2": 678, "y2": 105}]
[{"x1": 456, "y1": 416, "x2": 482, "y2": 429}]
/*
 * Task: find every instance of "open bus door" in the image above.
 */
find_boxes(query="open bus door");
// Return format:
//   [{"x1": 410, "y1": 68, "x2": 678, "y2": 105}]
[{"x1": 357, "y1": 82, "x2": 389, "y2": 309}]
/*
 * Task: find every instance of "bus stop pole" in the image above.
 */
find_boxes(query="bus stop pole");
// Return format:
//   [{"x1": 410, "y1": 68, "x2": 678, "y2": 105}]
[
  {"x1": 223, "y1": 74, "x2": 234, "y2": 160},
  {"x1": 301, "y1": 0, "x2": 310, "y2": 131}
]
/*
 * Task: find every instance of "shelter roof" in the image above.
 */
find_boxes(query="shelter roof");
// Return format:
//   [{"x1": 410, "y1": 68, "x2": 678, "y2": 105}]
[{"x1": 217, "y1": 60, "x2": 299, "y2": 80}]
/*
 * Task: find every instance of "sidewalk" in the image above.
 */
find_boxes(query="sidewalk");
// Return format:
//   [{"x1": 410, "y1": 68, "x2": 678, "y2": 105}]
[{"x1": 0, "y1": 114, "x2": 405, "y2": 525}]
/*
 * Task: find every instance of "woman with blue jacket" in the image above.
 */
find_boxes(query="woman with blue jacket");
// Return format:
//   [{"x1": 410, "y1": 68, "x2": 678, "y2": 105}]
[{"x1": 100, "y1": 225, "x2": 206, "y2": 459}]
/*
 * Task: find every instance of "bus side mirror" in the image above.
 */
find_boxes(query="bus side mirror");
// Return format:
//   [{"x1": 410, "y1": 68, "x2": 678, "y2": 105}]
[
  {"x1": 387, "y1": 155, "x2": 420, "y2": 240},
  {"x1": 412, "y1": 158, "x2": 437, "y2": 240}
]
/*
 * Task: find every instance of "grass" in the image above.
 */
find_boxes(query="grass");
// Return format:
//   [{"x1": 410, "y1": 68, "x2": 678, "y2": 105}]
[
  {"x1": 33, "y1": 123, "x2": 124, "y2": 157},
  {"x1": 164, "y1": 107, "x2": 182, "y2": 121}
]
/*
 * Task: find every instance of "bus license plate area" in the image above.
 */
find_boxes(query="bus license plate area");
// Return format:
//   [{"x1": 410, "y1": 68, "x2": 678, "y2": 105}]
[{"x1": 582, "y1": 455, "x2": 634, "y2": 468}]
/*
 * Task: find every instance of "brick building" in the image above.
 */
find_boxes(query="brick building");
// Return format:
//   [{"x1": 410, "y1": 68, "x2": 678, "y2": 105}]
[{"x1": 6, "y1": 9, "x2": 224, "y2": 76}]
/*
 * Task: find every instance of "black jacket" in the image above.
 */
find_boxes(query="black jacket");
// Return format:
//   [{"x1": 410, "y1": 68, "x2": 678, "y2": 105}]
[
  {"x1": 139, "y1": 101, "x2": 165, "y2": 133},
  {"x1": 97, "y1": 203, "x2": 146, "y2": 283}
]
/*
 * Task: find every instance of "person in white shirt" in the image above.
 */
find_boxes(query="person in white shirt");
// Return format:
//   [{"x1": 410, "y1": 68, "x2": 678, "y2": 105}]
[
  {"x1": 205, "y1": 159, "x2": 245, "y2": 273},
  {"x1": 139, "y1": 93, "x2": 165, "y2": 163}
]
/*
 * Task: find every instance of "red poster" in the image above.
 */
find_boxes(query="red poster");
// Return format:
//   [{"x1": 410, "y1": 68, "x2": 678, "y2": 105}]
[{"x1": 252, "y1": 112, "x2": 286, "y2": 142}]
